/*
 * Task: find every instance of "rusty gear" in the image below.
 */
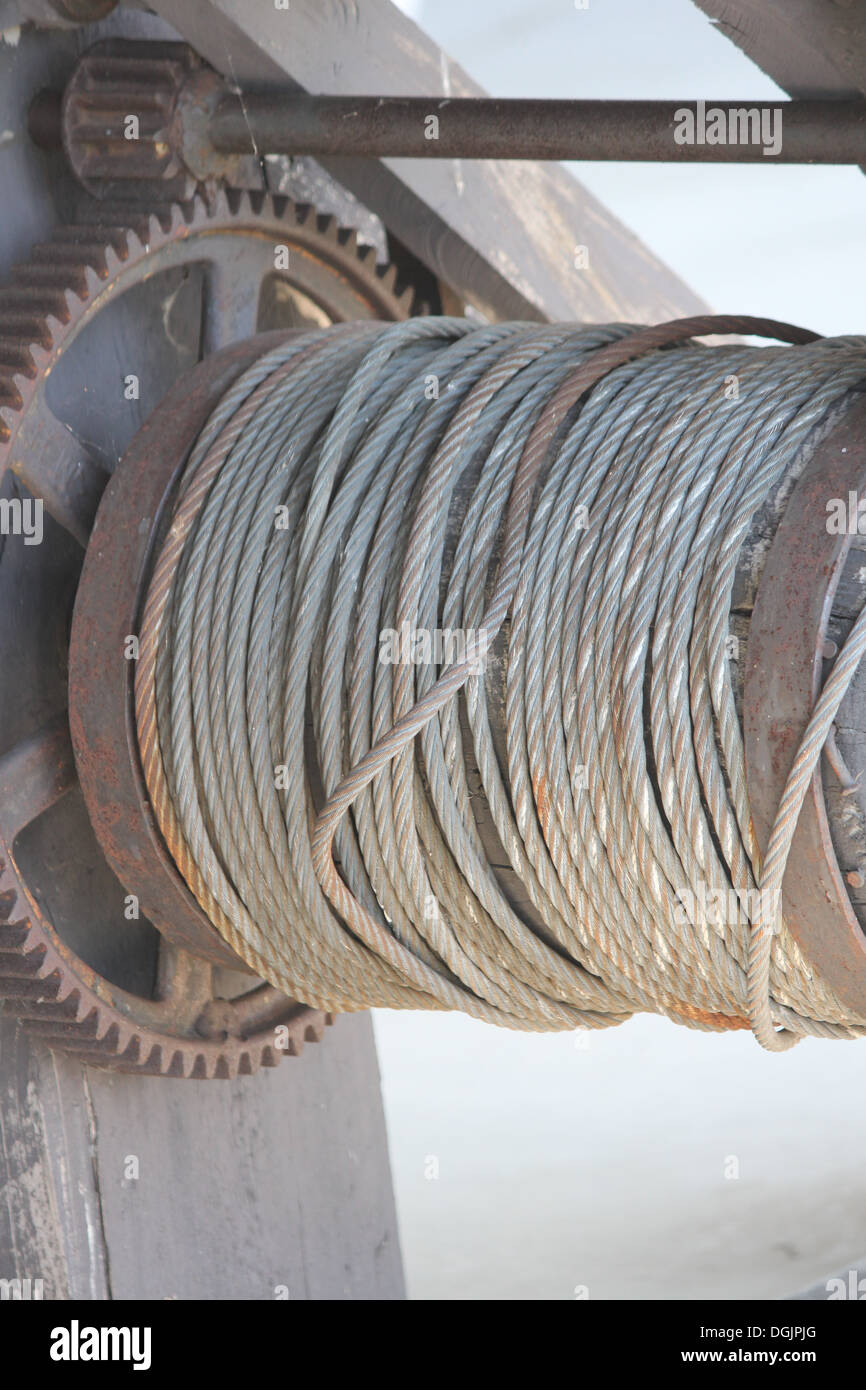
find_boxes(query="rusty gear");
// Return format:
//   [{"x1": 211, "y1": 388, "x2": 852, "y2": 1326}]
[{"x1": 0, "y1": 189, "x2": 415, "y2": 1075}]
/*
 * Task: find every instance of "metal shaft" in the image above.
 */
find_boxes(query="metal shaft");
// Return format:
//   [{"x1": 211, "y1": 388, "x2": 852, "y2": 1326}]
[{"x1": 209, "y1": 95, "x2": 866, "y2": 163}]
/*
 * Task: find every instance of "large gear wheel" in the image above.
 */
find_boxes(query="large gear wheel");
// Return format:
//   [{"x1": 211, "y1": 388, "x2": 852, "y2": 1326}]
[{"x1": 0, "y1": 188, "x2": 416, "y2": 1077}]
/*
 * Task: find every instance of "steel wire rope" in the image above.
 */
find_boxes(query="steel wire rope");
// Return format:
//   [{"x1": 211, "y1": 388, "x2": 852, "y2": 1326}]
[{"x1": 135, "y1": 314, "x2": 866, "y2": 1048}]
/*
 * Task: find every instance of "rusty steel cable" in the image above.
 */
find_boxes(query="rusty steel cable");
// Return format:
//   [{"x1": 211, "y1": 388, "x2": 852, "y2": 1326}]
[{"x1": 135, "y1": 314, "x2": 866, "y2": 1049}]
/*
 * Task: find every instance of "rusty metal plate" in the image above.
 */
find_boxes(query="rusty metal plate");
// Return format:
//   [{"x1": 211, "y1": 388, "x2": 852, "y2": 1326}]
[
  {"x1": 69, "y1": 331, "x2": 296, "y2": 969},
  {"x1": 744, "y1": 389, "x2": 866, "y2": 1015}
]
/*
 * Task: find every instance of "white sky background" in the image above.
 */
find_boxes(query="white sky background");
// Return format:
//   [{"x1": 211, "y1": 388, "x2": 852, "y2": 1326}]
[{"x1": 375, "y1": 0, "x2": 866, "y2": 1301}]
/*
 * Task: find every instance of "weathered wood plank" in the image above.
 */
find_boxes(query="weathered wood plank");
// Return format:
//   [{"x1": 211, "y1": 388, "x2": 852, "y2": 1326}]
[
  {"x1": 693, "y1": 0, "x2": 866, "y2": 99},
  {"x1": 84, "y1": 1015, "x2": 404, "y2": 1301},
  {"x1": 0, "y1": 1015, "x2": 110, "y2": 1300},
  {"x1": 1, "y1": 1012, "x2": 405, "y2": 1300}
]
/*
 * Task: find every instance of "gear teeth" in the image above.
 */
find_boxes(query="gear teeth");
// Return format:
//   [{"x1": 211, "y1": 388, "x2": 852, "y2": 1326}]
[
  {"x1": 54, "y1": 1023, "x2": 124, "y2": 1059},
  {"x1": 224, "y1": 188, "x2": 247, "y2": 217},
  {"x1": 148, "y1": 209, "x2": 173, "y2": 241},
  {"x1": 0, "y1": 889, "x2": 21, "y2": 919},
  {"x1": 317, "y1": 213, "x2": 340, "y2": 243},
  {"x1": 377, "y1": 264, "x2": 398, "y2": 291},
  {"x1": 3, "y1": 990, "x2": 78, "y2": 1022},
  {"x1": 101, "y1": 244, "x2": 127, "y2": 282},
  {"x1": 62, "y1": 40, "x2": 200, "y2": 201},
  {"x1": 0, "y1": 943, "x2": 46, "y2": 977},
  {"x1": 0, "y1": 969, "x2": 64, "y2": 1001},
  {"x1": 9, "y1": 368, "x2": 34, "y2": 401},
  {"x1": 304, "y1": 1017, "x2": 326, "y2": 1044},
  {"x1": 209, "y1": 185, "x2": 233, "y2": 218},
  {"x1": 167, "y1": 202, "x2": 191, "y2": 236},
  {"x1": 81, "y1": 265, "x2": 105, "y2": 298},
  {"x1": 0, "y1": 378, "x2": 24, "y2": 412},
  {"x1": 0, "y1": 283, "x2": 72, "y2": 316},
  {"x1": 0, "y1": 309, "x2": 60, "y2": 341},
  {"x1": 61, "y1": 213, "x2": 141, "y2": 250},
  {"x1": 21, "y1": 1011, "x2": 100, "y2": 1040},
  {"x1": 0, "y1": 318, "x2": 69, "y2": 358},
  {"x1": 31, "y1": 243, "x2": 111, "y2": 279},
  {"x1": 244, "y1": 190, "x2": 268, "y2": 219},
  {"x1": 14, "y1": 264, "x2": 93, "y2": 300}
]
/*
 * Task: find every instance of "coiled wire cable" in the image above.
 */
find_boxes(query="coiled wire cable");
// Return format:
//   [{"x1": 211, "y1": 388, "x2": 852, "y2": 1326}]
[{"x1": 135, "y1": 315, "x2": 866, "y2": 1050}]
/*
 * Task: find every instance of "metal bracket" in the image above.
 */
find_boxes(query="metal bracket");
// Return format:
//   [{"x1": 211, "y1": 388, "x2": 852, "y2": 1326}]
[{"x1": 744, "y1": 392, "x2": 866, "y2": 1016}]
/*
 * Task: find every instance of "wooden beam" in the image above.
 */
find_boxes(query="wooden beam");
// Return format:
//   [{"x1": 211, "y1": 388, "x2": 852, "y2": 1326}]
[
  {"x1": 0, "y1": 1013, "x2": 405, "y2": 1300},
  {"x1": 147, "y1": 0, "x2": 707, "y2": 324},
  {"x1": 693, "y1": 0, "x2": 866, "y2": 99}
]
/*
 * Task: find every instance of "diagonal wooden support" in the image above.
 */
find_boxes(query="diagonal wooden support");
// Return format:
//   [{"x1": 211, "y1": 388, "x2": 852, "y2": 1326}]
[
  {"x1": 694, "y1": 0, "x2": 866, "y2": 99},
  {"x1": 147, "y1": 0, "x2": 708, "y2": 324}
]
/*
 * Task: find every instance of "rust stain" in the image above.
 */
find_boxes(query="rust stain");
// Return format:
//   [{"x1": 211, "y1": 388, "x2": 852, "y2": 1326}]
[
  {"x1": 532, "y1": 770, "x2": 551, "y2": 835},
  {"x1": 670, "y1": 1000, "x2": 751, "y2": 1031}
]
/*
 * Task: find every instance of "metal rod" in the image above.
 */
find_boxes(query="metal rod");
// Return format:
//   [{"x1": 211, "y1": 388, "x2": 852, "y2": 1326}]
[{"x1": 209, "y1": 95, "x2": 866, "y2": 163}]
